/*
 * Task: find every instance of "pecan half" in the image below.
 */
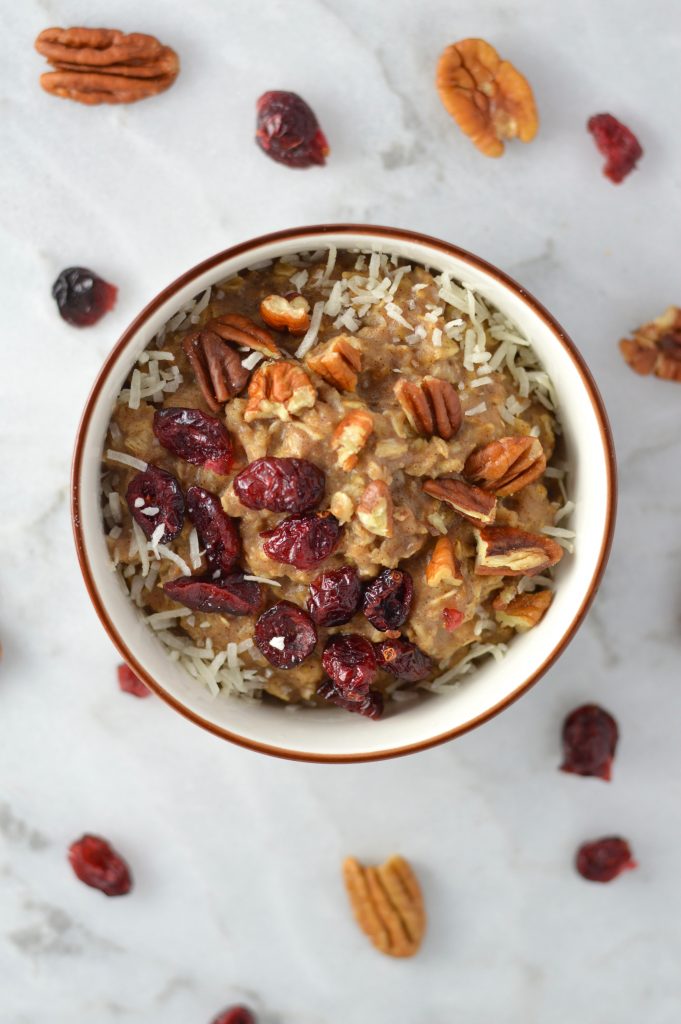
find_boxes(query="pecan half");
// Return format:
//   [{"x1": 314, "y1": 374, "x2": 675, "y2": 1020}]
[
  {"x1": 209, "y1": 313, "x2": 281, "y2": 359},
  {"x1": 306, "y1": 334, "x2": 362, "y2": 391},
  {"x1": 260, "y1": 293, "x2": 311, "y2": 336},
  {"x1": 357, "y1": 481, "x2": 393, "y2": 538},
  {"x1": 331, "y1": 409, "x2": 374, "y2": 470},
  {"x1": 464, "y1": 436, "x2": 546, "y2": 495},
  {"x1": 474, "y1": 526, "x2": 563, "y2": 576},
  {"x1": 425, "y1": 536, "x2": 463, "y2": 587},
  {"x1": 619, "y1": 306, "x2": 681, "y2": 383},
  {"x1": 423, "y1": 478, "x2": 496, "y2": 524},
  {"x1": 182, "y1": 330, "x2": 249, "y2": 412},
  {"x1": 35, "y1": 27, "x2": 179, "y2": 105},
  {"x1": 244, "y1": 360, "x2": 316, "y2": 423},
  {"x1": 343, "y1": 855, "x2": 426, "y2": 958},
  {"x1": 494, "y1": 589, "x2": 553, "y2": 630},
  {"x1": 436, "y1": 38, "x2": 538, "y2": 157},
  {"x1": 395, "y1": 377, "x2": 462, "y2": 440}
]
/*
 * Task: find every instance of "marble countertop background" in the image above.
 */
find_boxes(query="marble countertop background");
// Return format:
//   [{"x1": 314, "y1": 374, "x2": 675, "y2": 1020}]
[{"x1": 1, "y1": 1, "x2": 680, "y2": 1021}]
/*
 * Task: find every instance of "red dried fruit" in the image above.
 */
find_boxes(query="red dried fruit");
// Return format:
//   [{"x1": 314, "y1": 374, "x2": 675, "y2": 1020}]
[
  {"x1": 186, "y1": 485, "x2": 240, "y2": 576},
  {"x1": 261, "y1": 511, "x2": 342, "y2": 570},
  {"x1": 116, "y1": 663, "x2": 150, "y2": 698},
  {"x1": 321, "y1": 634, "x2": 377, "y2": 700},
  {"x1": 587, "y1": 113, "x2": 643, "y2": 184},
  {"x1": 561, "y1": 703, "x2": 619, "y2": 781},
  {"x1": 233, "y1": 457, "x2": 325, "y2": 513},
  {"x1": 318, "y1": 678, "x2": 384, "y2": 719},
  {"x1": 68, "y1": 834, "x2": 132, "y2": 896},
  {"x1": 163, "y1": 573, "x2": 263, "y2": 616},
  {"x1": 362, "y1": 569, "x2": 413, "y2": 632},
  {"x1": 153, "y1": 407, "x2": 234, "y2": 475},
  {"x1": 374, "y1": 638, "x2": 433, "y2": 682},
  {"x1": 442, "y1": 607, "x2": 464, "y2": 632},
  {"x1": 125, "y1": 463, "x2": 185, "y2": 543},
  {"x1": 256, "y1": 90, "x2": 329, "y2": 169},
  {"x1": 52, "y1": 266, "x2": 117, "y2": 326},
  {"x1": 254, "y1": 600, "x2": 317, "y2": 668},
  {"x1": 576, "y1": 837, "x2": 637, "y2": 883},
  {"x1": 307, "y1": 564, "x2": 362, "y2": 627},
  {"x1": 211, "y1": 1008, "x2": 256, "y2": 1024}
]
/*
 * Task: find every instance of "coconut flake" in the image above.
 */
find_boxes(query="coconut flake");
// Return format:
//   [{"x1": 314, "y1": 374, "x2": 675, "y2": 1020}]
[
  {"x1": 243, "y1": 574, "x2": 282, "y2": 587},
  {"x1": 106, "y1": 449, "x2": 147, "y2": 472},
  {"x1": 465, "y1": 402, "x2": 487, "y2": 417},
  {"x1": 295, "y1": 300, "x2": 325, "y2": 358}
]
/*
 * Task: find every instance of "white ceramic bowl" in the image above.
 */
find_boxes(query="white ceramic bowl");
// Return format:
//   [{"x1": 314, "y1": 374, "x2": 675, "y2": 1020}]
[{"x1": 72, "y1": 225, "x2": 616, "y2": 762}]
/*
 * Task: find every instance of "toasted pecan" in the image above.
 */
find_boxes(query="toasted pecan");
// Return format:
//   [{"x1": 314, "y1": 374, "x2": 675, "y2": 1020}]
[
  {"x1": 244, "y1": 360, "x2": 316, "y2": 422},
  {"x1": 464, "y1": 436, "x2": 546, "y2": 495},
  {"x1": 494, "y1": 589, "x2": 553, "y2": 630},
  {"x1": 423, "y1": 478, "x2": 496, "y2": 524},
  {"x1": 209, "y1": 313, "x2": 281, "y2": 359},
  {"x1": 343, "y1": 855, "x2": 426, "y2": 958},
  {"x1": 331, "y1": 409, "x2": 374, "y2": 470},
  {"x1": 395, "y1": 376, "x2": 462, "y2": 440},
  {"x1": 357, "y1": 481, "x2": 393, "y2": 538},
  {"x1": 260, "y1": 293, "x2": 311, "y2": 336},
  {"x1": 182, "y1": 329, "x2": 249, "y2": 411},
  {"x1": 425, "y1": 536, "x2": 463, "y2": 587},
  {"x1": 474, "y1": 526, "x2": 563, "y2": 576},
  {"x1": 306, "y1": 334, "x2": 362, "y2": 391},
  {"x1": 619, "y1": 306, "x2": 681, "y2": 383}
]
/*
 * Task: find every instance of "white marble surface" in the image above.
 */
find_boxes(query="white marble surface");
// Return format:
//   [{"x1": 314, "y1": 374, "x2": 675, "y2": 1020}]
[{"x1": 1, "y1": 1, "x2": 680, "y2": 1021}]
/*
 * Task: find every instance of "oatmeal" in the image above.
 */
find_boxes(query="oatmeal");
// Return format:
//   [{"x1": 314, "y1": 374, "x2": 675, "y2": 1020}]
[{"x1": 101, "y1": 247, "x2": 573, "y2": 717}]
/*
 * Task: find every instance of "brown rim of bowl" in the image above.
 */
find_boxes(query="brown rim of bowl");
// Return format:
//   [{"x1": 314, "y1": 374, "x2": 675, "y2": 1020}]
[{"x1": 71, "y1": 223, "x2": 617, "y2": 764}]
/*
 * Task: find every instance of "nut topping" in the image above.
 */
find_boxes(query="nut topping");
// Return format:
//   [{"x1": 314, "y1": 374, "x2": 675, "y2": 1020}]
[
  {"x1": 260, "y1": 293, "x2": 311, "y2": 335},
  {"x1": 356, "y1": 481, "x2": 393, "y2": 538},
  {"x1": 183, "y1": 330, "x2": 249, "y2": 412},
  {"x1": 423, "y1": 478, "x2": 496, "y2": 524},
  {"x1": 436, "y1": 38, "x2": 538, "y2": 157},
  {"x1": 619, "y1": 306, "x2": 681, "y2": 383},
  {"x1": 493, "y1": 589, "x2": 553, "y2": 630},
  {"x1": 209, "y1": 313, "x2": 281, "y2": 359},
  {"x1": 474, "y1": 526, "x2": 563, "y2": 576},
  {"x1": 464, "y1": 436, "x2": 546, "y2": 495},
  {"x1": 425, "y1": 536, "x2": 463, "y2": 587},
  {"x1": 306, "y1": 334, "x2": 362, "y2": 391},
  {"x1": 244, "y1": 361, "x2": 316, "y2": 423},
  {"x1": 343, "y1": 855, "x2": 426, "y2": 958},
  {"x1": 35, "y1": 27, "x2": 179, "y2": 105},
  {"x1": 395, "y1": 377, "x2": 462, "y2": 440},
  {"x1": 331, "y1": 409, "x2": 374, "y2": 470}
]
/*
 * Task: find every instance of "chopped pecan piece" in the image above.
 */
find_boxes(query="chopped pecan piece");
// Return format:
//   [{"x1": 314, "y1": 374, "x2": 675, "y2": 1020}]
[
  {"x1": 423, "y1": 478, "x2": 496, "y2": 524},
  {"x1": 425, "y1": 536, "x2": 463, "y2": 587},
  {"x1": 244, "y1": 361, "x2": 316, "y2": 423},
  {"x1": 436, "y1": 38, "x2": 538, "y2": 157},
  {"x1": 209, "y1": 313, "x2": 281, "y2": 359},
  {"x1": 182, "y1": 330, "x2": 249, "y2": 412},
  {"x1": 343, "y1": 855, "x2": 426, "y2": 958},
  {"x1": 395, "y1": 377, "x2": 462, "y2": 440},
  {"x1": 357, "y1": 481, "x2": 393, "y2": 538},
  {"x1": 35, "y1": 27, "x2": 179, "y2": 105},
  {"x1": 474, "y1": 526, "x2": 563, "y2": 576},
  {"x1": 306, "y1": 334, "x2": 362, "y2": 391},
  {"x1": 331, "y1": 409, "x2": 374, "y2": 470},
  {"x1": 494, "y1": 589, "x2": 553, "y2": 630},
  {"x1": 619, "y1": 306, "x2": 681, "y2": 383},
  {"x1": 260, "y1": 293, "x2": 311, "y2": 335},
  {"x1": 464, "y1": 436, "x2": 546, "y2": 495}
]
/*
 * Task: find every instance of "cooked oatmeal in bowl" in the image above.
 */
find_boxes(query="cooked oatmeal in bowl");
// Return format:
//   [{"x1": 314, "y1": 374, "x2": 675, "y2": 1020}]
[{"x1": 100, "y1": 244, "x2": 574, "y2": 720}]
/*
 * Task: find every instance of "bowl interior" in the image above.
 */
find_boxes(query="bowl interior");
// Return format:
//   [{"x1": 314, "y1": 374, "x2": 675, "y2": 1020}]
[{"x1": 75, "y1": 227, "x2": 613, "y2": 761}]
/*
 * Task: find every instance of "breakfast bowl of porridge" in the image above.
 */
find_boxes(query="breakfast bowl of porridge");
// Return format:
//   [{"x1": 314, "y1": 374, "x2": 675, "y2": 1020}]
[{"x1": 72, "y1": 225, "x2": 615, "y2": 761}]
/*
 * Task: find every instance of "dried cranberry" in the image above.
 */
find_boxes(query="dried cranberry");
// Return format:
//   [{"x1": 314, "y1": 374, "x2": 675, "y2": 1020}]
[
  {"x1": 561, "y1": 704, "x2": 619, "y2": 781},
  {"x1": 211, "y1": 1009, "x2": 256, "y2": 1024},
  {"x1": 576, "y1": 837, "x2": 637, "y2": 883},
  {"x1": 362, "y1": 569, "x2": 413, "y2": 632},
  {"x1": 254, "y1": 600, "x2": 317, "y2": 668},
  {"x1": 153, "y1": 407, "x2": 233, "y2": 475},
  {"x1": 117, "y1": 663, "x2": 150, "y2": 698},
  {"x1": 164, "y1": 573, "x2": 263, "y2": 616},
  {"x1": 186, "y1": 485, "x2": 240, "y2": 575},
  {"x1": 233, "y1": 457, "x2": 325, "y2": 513},
  {"x1": 442, "y1": 607, "x2": 464, "y2": 632},
  {"x1": 125, "y1": 464, "x2": 185, "y2": 543},
  {"x1": 587, "y1": 113, "x2": 643, "y2": 184},
  {"x1": 307, "y1": 565, "x2": 362, "y2": 627},
  {"x1": 321, "y1": 634, "x2": 377, "y2": 700},
  {"x1": 318, "y1": 679, "x2": 384, "y2": 719},
  {"x1": 256, "y1": 91, "x2": 329, "y2": 169},
  {"x1": 261, "y1": 512, "x2": 341, "y2": 570},
  {"x1": 68, "y1": 834, "x2": 132, "y2": 896},
  {"x1": 374, "y1": 638, "x2": 433, "y2": 682},
  {"x1": 52, "y1": 266, "x2": 117, "y2": 327}
]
